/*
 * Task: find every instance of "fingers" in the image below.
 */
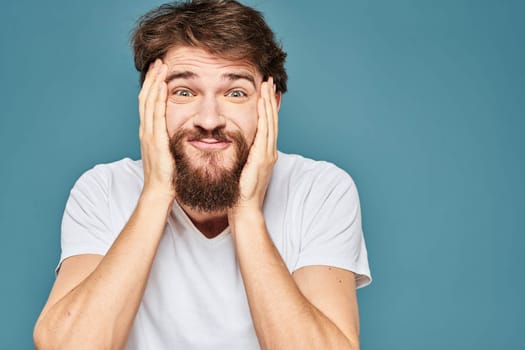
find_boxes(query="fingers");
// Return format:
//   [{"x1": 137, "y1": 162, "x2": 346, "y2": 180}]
[
  {"x1": 153, "y1": 69, "x2": 168, "y2": 137},
  {"x1": 270, "y1": 78, "x2": 279, "y2": 152},
  {"x1": 138, "y1": 59, "x2": 168, "y2": 138},
  {"x1": 234, "y1": 77, "x2": 279, "y2": 208},
  {"x1": 265, "y1": 77, "x2": 278, "y2": 155},
  {"x1": 258, "y1": 77, "x2": 278, "y2": 158},
  {"x1": 144, "y1": 61, "x2": 167, "y2": 136},
  {"x1": 137, "y1": 59, "x2": 175, "y2": 196},
  {"x1": 138, "y1": 61, "x2": 157, "y2": 137},
  {"x1": 255, "y1": 90, "x2": 269, "y2": 158}
]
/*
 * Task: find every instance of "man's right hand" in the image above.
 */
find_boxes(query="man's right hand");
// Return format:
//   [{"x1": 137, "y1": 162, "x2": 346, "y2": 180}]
[{"x1": 138, "y1": 59, "x2": 175, "y2": 199}]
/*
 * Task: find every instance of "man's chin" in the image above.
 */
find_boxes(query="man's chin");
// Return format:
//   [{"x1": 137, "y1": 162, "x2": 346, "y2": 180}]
[
  {"x1": 187, "y1": 151, "x2": 237, "y2": 173},
  {"x1": 192, "y1": 166, "x2": 234, "y2": 182}
]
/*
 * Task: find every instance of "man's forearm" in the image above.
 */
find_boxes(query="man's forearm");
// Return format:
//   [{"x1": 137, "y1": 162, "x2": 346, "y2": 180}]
[
  {"x1": 34, "y1": 191, "x2": 173, "y2": 350},
  {"x1": 230, "y1": 209, "x2": 359, "y2": 350}
]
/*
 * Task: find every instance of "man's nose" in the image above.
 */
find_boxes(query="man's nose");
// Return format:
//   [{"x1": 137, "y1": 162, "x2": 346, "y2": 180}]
[{"x1": 192, "y1": 95, "x2": 226, "y2": 131}]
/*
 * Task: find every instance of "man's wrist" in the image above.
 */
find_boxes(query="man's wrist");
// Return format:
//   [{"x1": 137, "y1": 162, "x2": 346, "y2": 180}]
[
  {"x1": 139, "y1": 187, "x2": 176, "y2": 210},
  {"x1": 228, "y1": 206, "x2": 265, "y2": 234}
]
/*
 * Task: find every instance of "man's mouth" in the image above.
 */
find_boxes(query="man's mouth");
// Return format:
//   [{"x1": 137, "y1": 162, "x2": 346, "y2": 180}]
[{"x1": 189, "y1": 137, "x2": 232, "y2": 151}]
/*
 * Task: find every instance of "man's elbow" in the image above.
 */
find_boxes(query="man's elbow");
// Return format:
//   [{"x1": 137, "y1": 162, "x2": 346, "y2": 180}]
[
  {"x1": 34, "y1": 315, "x2": 121, "y2": 350},
  {"x1": 344, "y1": 333, "x2": 361, "y2": 350},
  {"x1": 348, "y1": 338, "x2": 361, "y2": 350},
  {"x1": 33, "y1": 317, "x2": 52, "y2": 350},
  {"x1": 33, "y1": 315, "x2": 80, "y2": 350}
]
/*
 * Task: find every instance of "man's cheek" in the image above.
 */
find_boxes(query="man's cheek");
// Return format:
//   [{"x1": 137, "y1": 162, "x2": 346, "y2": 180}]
[
  {"x1": 165, "y1": 107, "x2": 185, "y2": 136},
  {"x1": 246, "y1": 105, "x2": 259, "y2": 144}
]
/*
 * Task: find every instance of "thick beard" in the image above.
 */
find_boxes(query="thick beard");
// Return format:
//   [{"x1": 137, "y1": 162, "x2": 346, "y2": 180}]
[{"x1": 169, "y1": 127, "x2": 249, "y2": 213}]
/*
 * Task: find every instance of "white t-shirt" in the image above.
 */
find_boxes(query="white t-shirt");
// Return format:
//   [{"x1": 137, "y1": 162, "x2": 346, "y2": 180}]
[{"x1": 60, "y1": 151, "x2": 371, "y2": 349}]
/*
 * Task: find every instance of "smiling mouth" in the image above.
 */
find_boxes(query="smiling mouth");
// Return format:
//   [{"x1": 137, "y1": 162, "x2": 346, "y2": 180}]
[{"x1": 189, "y1": 138, "x2": 232, "y2": 151}]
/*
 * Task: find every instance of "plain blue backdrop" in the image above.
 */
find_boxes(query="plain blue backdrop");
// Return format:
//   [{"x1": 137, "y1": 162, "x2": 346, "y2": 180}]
[{"x1": 1, "y1": 0, "x2": 523, "y2": 349}]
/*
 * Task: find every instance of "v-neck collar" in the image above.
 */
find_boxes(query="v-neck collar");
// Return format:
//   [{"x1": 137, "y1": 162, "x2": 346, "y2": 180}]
[{"x1": 168, "y1": 200, "x2": 231, "y2": 245}]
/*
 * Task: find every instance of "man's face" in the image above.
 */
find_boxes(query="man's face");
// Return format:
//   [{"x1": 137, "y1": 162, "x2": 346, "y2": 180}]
[
  {"x1": 163, "y1": 46, "x2": 263, "y2": 211},
  {"x1": 164, "y1": 46, "x2": 262, "y2": 174}
]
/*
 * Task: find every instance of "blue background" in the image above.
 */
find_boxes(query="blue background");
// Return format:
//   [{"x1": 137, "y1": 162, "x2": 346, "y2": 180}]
[{"x1": 1, "y1": 0, "x2": 523, "y2": 349}]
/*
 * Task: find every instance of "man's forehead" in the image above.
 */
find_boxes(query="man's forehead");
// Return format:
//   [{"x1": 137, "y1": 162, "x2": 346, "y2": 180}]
[
  {"x1": 163, "y1": 46, "x2": 260, "y2": 79},
  {"x1": 165, "y1": 70, "x2": 257, "y2": 89}
]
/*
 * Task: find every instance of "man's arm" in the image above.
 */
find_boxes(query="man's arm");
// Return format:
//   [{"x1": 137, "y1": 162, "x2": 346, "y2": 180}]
[
  {"x1": 34, "y1": 60, "x2": 173, "y2": 350},
  {"x1": 232, "y1": 216, "x2": 361, "y2": 349},
  {"x1": 229, "y1": 78, "x2": 361, "y2": 349}
]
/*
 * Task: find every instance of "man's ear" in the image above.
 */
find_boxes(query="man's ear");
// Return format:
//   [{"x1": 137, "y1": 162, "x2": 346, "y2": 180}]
[{"x1": 275, "y1": 92, "x2": 282, "y2": 111}]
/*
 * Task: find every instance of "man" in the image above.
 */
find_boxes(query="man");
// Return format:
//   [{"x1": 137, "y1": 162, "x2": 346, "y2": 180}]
[{"x1": 34, "y1": 1, "x2": 371, "y2": 349}]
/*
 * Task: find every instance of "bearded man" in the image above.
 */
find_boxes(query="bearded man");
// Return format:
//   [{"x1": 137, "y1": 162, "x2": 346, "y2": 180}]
[{"x1": 34, "y1": 1, "x2": 371, "y2": 349}]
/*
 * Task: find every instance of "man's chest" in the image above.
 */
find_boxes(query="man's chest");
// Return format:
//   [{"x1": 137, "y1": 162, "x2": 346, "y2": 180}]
[{"x1": 126, "y1": 221, "x2": 259, "y2": 349}]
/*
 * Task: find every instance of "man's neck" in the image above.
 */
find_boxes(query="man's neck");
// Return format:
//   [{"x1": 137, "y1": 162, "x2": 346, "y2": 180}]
[{"x1": 178, "y1": 202, "x2": 229, "y2": 239}]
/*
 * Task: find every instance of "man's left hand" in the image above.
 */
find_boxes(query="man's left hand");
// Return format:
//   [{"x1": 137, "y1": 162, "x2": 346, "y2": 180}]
[{"x1": 229, "y1": 77, "x2": 279, "y2": 214}]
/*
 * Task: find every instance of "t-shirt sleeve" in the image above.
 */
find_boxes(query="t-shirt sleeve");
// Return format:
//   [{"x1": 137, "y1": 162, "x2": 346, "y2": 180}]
[
  {"x1": 294, "y1": 165, "x2": 372, "y2": 288},
  {"x1": 58, "y1": 165, "x2": 114, "y2": 271}
]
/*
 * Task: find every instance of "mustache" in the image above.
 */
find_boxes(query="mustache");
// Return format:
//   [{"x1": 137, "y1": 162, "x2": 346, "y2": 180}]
[{"x1": 185, "y1": 127, "x2": 230, "y2": 142}]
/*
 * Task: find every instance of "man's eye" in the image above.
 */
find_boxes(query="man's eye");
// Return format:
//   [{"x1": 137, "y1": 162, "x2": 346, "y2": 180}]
[
  {"x1": 227, "y1": 90, "x2": 246, "y2": 98},
  {"x1": 173, "y1": 89, "x2": 194, "y2": 97}
]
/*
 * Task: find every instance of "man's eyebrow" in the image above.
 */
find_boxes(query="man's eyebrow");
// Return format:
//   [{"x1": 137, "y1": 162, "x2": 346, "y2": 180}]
[
  {"x1": 223, "y1": 72, "x2": 256, "y2": 89},
  {"x1": 164, "y1": 70, "x2": 257, "y2": 88},
  {"x1": 165, "y1": 70, "x2": 198, "y2": 84}
]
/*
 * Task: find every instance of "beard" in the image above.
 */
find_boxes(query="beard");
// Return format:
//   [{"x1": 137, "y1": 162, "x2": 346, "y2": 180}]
[{"x1": 169, "y1": 127, "x2": 249, "y2": 213}]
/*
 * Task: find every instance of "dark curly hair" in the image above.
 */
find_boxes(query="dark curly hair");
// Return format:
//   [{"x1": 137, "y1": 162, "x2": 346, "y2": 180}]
[{"x1": 131, "y1": 0, "x2": 288, "y2": 93}]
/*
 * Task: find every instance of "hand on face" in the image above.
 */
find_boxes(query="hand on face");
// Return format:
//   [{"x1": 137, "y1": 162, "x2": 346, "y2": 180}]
[
  {"x1": 230, "y1": 77, "x2": 279, "y2": 213},
  {"x1": 138, "y1": 59, "x2": 175, "y2": 199}
]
